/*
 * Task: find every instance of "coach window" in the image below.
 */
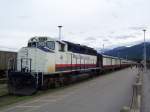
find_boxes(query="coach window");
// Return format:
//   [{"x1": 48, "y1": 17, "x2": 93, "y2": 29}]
[
  {"x1": 59, "y1": 43, "x2": 65, "y2": 52},
  {"x1": 46, "y1": 41, "x2": 55, "y2": 50}
]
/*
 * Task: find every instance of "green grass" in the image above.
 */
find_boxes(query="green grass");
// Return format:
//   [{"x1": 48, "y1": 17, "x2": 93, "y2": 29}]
[
  {"x1": 0, "y1": 95, "x2": 31, "y2": 108},
  {"x1": 0, "y1": 78, "x2": 7, "y2": 84},
  {"x1": 0, "y1": 84, "x2": 8, "y2": 96}
]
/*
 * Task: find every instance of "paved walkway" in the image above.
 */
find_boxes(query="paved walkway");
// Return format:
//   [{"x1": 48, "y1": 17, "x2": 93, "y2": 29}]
[
  {"x1": 142, "y1": 70, "x2": 150, "y2": 112},
  {"x1": 1, "y1": 67, "x2": 138, "y2": 112}
]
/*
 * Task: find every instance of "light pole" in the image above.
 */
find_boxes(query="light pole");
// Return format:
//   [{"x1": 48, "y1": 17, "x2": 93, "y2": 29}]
[
  {"x1": 103, "y1": 44, "x2": 104, "y2": 53},
  {"x1": 126, "y1": 55, "x2": 128, "y2": 60},
  {"x1": 143, "y1": 29, "x2": 147, "y2": 72},
  {"x1": 117, "y1": 52, "x2": 120, "y2": 58},
  {"x1": 58, "y1": 26, "x2": 62, "y2": 40}
]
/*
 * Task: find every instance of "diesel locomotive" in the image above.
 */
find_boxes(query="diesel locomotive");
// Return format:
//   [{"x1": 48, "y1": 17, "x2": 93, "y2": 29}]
[{"x1": 8, "y1": 36, "x2": 134, "y2": 95}]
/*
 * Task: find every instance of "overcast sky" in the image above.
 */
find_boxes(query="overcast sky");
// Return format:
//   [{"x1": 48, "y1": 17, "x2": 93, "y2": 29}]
[{"x1": 0, "y1": 0, "x2": 150, "y2": 51}]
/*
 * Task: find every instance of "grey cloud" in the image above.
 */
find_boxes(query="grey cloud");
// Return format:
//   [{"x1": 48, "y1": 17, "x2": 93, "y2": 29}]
[
  {"x1": 96, "y1": 36, "x2": 104, "y2": 39},
  {"x1": 0, "y1": 0, "x2": 150, "y2": 50},
  {"x1": 0, "y1": 45, "x2": 18, "y2": 51},
  {"x1": 110, "y1": 35, "x2": 136, "y2": 39},
  {"x1": 67, "y1": 32, "x2": 75, "y2": 35},
  {"x1": 17, "y1": 15, "x2": 31, "y2": 19},
  {"x1": 121, "y1": 35, "x2": 135, "y2": 39},
  {"x1": 103, "y1": 39, "x2": 109, "y2": 42},
  {"x1": 111, "y1": 13, "x2": 118, "y2": 19},
  {"x1": 86, "y1": 37, "x2": 96, "y2": 41},
  {"x1": 128, "y1": 26, "x2": 147, "y2": 31},
  {"x1": 109, "y1": 31, "x2": 115, "y2": 34},
  {"x1": 79, "y1": 32, "x2": 85, "y2": 34}
]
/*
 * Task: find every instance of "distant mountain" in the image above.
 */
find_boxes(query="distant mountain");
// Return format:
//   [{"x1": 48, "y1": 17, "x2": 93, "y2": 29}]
[
  {"x1": 103, "y1": 42, "x2": 150, "y2": 61},
  {"x1": 112, "y1": 46, "x2": 127, "y2": 50}
]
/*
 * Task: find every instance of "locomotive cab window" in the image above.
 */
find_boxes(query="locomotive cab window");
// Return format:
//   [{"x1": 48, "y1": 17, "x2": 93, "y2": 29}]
[
  {"x1": 46, "y1": 41, "x2": 55, "y2": 50},
  {"x1": 28, "y1": 42, "x2": 37, "y2": 47},
  {"x1": 59, "y1": 43, "x2": 65, "y2": 52}
]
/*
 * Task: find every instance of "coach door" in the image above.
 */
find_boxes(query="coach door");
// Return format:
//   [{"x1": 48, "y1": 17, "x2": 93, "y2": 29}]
[{"x1": 97, "y1": 54, "x2": 102, "y2": 68}]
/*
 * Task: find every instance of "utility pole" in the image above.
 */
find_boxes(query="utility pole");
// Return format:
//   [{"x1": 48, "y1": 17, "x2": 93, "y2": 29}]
[
  {"x1": 126, "y1": 55, "x2": 128, "y2": 60},
  {"x1": 58, "y1": 26, "x2": 62, "y2": 41},
  {"x1": 103, "y1": 44, "x2": 104, "y2": 53},
  {"x1": 143, "y1": 29, "x2": 147, "y2": 72},
  {"x1": 117, "y1": 52, "x2": 120, "y2": 58}
]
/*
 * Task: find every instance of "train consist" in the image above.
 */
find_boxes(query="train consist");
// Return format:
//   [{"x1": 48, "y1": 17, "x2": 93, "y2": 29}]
[
  {"x1": 8, "y1": 37, "x2": 134, "y2": 95},
  {"x1": 0, "y1": 51, "x2": 17, "y2": 78}
]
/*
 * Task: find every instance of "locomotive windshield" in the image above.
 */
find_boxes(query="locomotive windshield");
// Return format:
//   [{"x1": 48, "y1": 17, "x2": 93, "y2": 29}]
[
  {"x1": 38, "y1": 42, "x2": 45, "y2": 47},
  {"x1": 28, "y1": 41, "x2": 55, "y2": 50},
  {"x1": 28, "y1": 37, "x2": 55, "y2": 51}
]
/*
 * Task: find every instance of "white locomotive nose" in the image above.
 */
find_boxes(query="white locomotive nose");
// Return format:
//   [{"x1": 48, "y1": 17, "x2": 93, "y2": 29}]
[{"x1": 17, "y1": 47, "x2": 47, "y2": 73}]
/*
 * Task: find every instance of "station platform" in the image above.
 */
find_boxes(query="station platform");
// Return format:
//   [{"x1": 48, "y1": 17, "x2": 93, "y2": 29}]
[
  {"x1": 1, "y1": 68, "x2": 138, "y2": 112},
  {"x1": 142, "y1": 70, "x2": 150, "y2": 112}
]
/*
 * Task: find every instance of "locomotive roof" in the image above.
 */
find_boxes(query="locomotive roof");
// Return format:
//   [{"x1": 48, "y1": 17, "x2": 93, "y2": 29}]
[
  {"x1": 63, "y1": 41, "x2": 97, "y2": 55},
  {"x1": 28, "y1": 36, "x2": 97, "y2": 55}
]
